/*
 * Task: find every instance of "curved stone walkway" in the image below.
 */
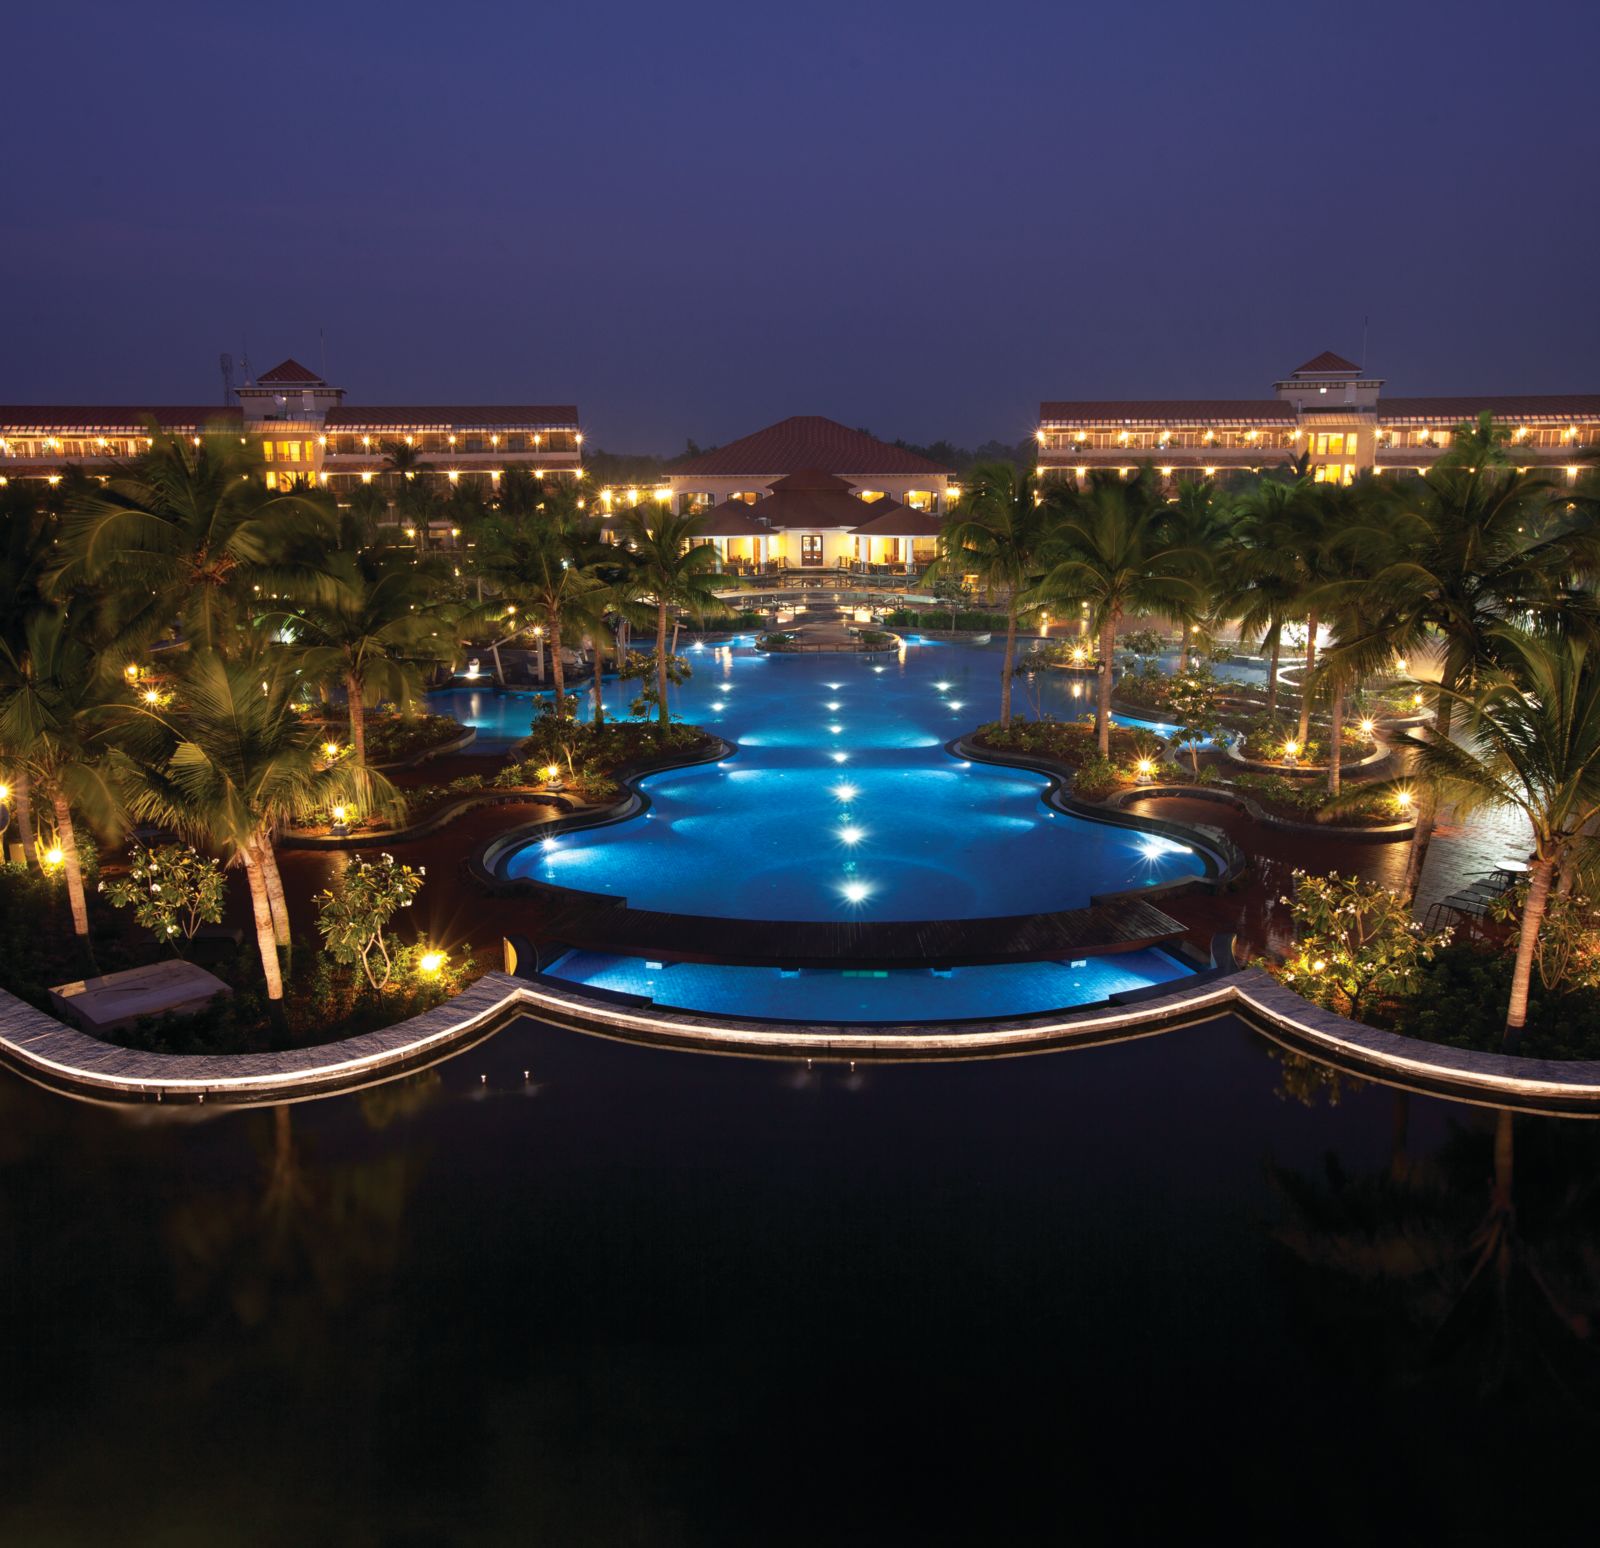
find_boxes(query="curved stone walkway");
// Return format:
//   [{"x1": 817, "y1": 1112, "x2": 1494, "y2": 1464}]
[{"x1": 3, "y1": 967, "x2": 1598, "y2": 1116}]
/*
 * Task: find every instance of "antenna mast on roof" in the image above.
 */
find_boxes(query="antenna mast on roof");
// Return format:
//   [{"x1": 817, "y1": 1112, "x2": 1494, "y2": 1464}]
[
  {"x1": 219, "y1": 352, "x2": 234, "y2": 406},
  {"x1": 240, "y1": 337, "x2": 252, "y2": 386}
]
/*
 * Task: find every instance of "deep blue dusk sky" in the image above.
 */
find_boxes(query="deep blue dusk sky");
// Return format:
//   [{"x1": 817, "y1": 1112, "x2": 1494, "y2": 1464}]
[{"x1": 6, "y1": 0, "x2": 1598, "y2": 452}]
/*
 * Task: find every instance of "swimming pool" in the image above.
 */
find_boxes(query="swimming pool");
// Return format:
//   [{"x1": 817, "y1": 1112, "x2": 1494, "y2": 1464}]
[
  {"x1": 545, "y1": 946, "x2": 1193, "y2": 1021},
  {"x1": 487, "y1": 639, "x2": 1212, "y2": 920}
]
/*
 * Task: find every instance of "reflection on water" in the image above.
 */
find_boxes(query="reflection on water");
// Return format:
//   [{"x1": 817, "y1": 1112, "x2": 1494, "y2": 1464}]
[{"x1": 1, "y1": 1018, "x2": 1596, "y2": 1540}]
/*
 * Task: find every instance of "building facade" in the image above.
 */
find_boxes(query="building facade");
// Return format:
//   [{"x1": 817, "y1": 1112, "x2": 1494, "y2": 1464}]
[
  {"x1": 630, "y1": 415, "x2": 954, "y2": 573},
  {"x1": 1, "y1": 356, "x2": 582, "y2": 539},
  {"x1": 1038, "y1": 351, "x2": 1600, "y2": 489}
]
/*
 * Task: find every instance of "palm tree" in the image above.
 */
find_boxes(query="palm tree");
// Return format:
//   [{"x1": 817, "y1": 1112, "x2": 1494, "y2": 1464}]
[
  {"x1": 0, "y1": 609, "x2": 127, "y2": 938},
  {"x1": 1034, "y1": 469, "x2": 1206, "y2": 755},
  {"x1": 0, "y1": 480, "x2": 66, "y2": 861},
  {"x1": 52, "y1": 429, "x2": 337, "y2": 656},
  {"x1": 619, "y1": 507, "x2": 725, "y2": 728},
  {"x1": 1333, "y1": 420, "x2": 1578, "y2": 897},
  {"x1": 1220, "y1": 477, "x2": 1304, "y2": 720},
  {"x1": 1277, "y1": 479, "x2": 1352, "y2": 751},
  {"x1": 1393, "y1": 629, "x2": 1600, "y2": 1046},
  {"x1": 475, "y1": 508, "x2": 607, "y2": 712},
  {"x1": 381, "y1": 440, "x2": 435, "y2": 550},
  {"x1": 270, "y1": 551, "x2": 457, "y2": 762},
  {"x1": 929, "y1": 461, "x2": 1064, "y2": 728},
  {"x1": 121, "y1": 649, "x2": 398, "y2": 999}
]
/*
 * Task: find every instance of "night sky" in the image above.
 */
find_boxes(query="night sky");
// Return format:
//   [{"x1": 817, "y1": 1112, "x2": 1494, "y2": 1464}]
[{"x1": 6, "y1": 0, "x2": 1597, "y2": 452}]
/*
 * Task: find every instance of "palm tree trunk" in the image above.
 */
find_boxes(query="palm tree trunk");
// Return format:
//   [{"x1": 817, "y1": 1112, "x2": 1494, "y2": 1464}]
[
  {"x1": 346, "y1": 671, "x2": 367, "y2": 763},
  {"x1": 999, "y1": 602, "x2": 1018, "y2": 727},
  {"x1": 51, "y1": 792, "x2": 90, "y2": 937},
  {"x1": 13, "y1": 770, "x2": 37, "y2": 863},
  {"x1": 549, "y1": 618, "x2": 566, "y2": 711},
  {"x1": 1327, "y1": 676, "x2": 1344, "y2": 798},
  {"x1": 1503, "y1": 854, "x2": 1554, "y2": 1048},
  {"x1": 243, "y1": 841, "x2": 285, "y2": 1001},
  {"x1": 1296, "y1": 608, "x2": 1318, "y2": 748},
  {"x1": 257, "y1": 836, "x2": 292, "y2": 947},
  {"x1": 656, "y1": 601, "x2": 670, "y2": 728},
  {"x1": 1265, "y1": 627, "x2": 1282, "y2": 720},
  {"x1": 592, "y1": 632, "x2": 605, "y2": 726},
  {"x1": 1402, "y1": 695, "x2": 1454, "y2": 902},
  {"x1": 1096, "y1": 615, "x2": 1117, "y2": 757}
]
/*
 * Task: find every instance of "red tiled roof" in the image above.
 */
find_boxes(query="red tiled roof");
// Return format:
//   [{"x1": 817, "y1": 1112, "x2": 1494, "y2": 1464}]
[
  {"x1": 255, "y1": 358, "x2": 325, "y2": 384},
  {"x1": 0, "y1": 406, "x2": 244, "y2": 431},
  {"x1": 765, "y1": 468, "x2": 856, "y2": 494},
  {"x1": 671, "y1": 416, "x2": 954, "y2": 477},
  {"x1": 1292, "y1": 351, "x2": 1362, "y2": 375},
  {"x1": 849, "y1": 500, "x2": 944, "y2": 538},
  {"x1": 324, "y1": 406, "x2": 579, "y2": 431},
  {"x1": 1039, "y1": 400, "x2": 1292, "y2": 424},
  {"x1": 693, "y1": 502, "x2": 775, "y2": 538},
  {"x1": 1379, "y1": 395, "x2": 1600, "y2": 421}
]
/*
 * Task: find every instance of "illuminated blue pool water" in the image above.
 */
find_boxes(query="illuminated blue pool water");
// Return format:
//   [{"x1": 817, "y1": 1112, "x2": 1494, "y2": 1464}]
[
  {"x1": 481, "y1": 638, "x2": 1211, "y2": 920},
  {"x1": 545, "y1": 946, "x2": 1193, "y2": 1021}
]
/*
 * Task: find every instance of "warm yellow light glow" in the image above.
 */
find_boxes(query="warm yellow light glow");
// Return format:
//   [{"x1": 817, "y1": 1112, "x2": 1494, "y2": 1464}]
[
  {"x1": 1283, "y1": 739, "x2": 1300, "y2": 758},
  {"x1": 1359, "y1": 717, "x2": 1375, "y2": 735},
  {"x1": 542, "y1": 763, "x2": 562, "y2": 782},
  {"x1": 418, "y1": 950, "x2": 445, "y2": 976},
  {"x1": 124, "y1": 663, "x2": 140, "y2": 680},
  {"x1": 361, "y1": 471, "x2": 373, "y2": 483},
  {"x1": 43, "y1": 846, "x2": 64, "y2": 868},
  {"x1": 1136, "y1": 757, "x2": 1155, "y2": 777},
  {"x1": 142, "y1": 688, "x2": 161, "y2": 705},
  {"x1": 1035, "y1": 429, "x2": 1046, "y2": 444},
  {"x1": 331, "y1": 805, "x2": 348, "y2": 823},
  {"x1": 1394, "y1": 789, "x2": 1414, "y2": 810},
  {"x1": 323, "y1": 741, "x2": 341, "y2": 759},
  {"x1": 0, "y1": 783, "x2": 10, "y2": 803}
]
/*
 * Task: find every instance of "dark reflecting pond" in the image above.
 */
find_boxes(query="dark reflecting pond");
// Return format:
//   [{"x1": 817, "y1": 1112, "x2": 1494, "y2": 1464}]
[{"x1": 3, "y1": 1016, "x2": 1598, "y2": 1543}]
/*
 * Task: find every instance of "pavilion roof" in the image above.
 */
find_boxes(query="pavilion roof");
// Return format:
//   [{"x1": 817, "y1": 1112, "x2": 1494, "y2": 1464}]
[
  {"x1": 850, "y1": 501, "x2": 943, "y2": 537},
  {"x1": 672, "y1": 416, "x2": 953, "y2": 477}
]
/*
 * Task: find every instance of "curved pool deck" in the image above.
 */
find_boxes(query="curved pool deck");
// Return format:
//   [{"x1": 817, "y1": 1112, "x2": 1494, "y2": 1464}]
[{"x1": 5, "y1": 968, "x2": 1600, "y2": 1118}]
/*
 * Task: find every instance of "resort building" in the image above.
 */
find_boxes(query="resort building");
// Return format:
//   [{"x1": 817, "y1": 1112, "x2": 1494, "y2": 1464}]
[
  {"x1": 620, "y1": 415, "x2": 955, "y2": 574},
  {"x1": 1037, "y1": 351, "x2": 1600, "y2": 489},
  {"x1": 0, "y1": 356, "x2": 582, "y2": 523}
]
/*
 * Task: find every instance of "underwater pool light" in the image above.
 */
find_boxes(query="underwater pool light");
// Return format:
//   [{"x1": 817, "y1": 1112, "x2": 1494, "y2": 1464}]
[
  {"x1": 838, "y1": 825, "x2": 865, "y2": 845},
  {"x1": 840, "y1": 879, "x2": 872, "y2": 904}
]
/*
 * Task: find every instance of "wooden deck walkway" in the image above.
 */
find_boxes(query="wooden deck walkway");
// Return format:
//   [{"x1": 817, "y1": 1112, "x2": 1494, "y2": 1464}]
[{"x1": 522, "y1": 893, "x2": 1187, "y2": 968}]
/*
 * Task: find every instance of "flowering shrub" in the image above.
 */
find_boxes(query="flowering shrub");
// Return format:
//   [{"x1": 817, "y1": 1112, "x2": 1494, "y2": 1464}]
[
  {"x1": 1488, "y1": 885, "x2": 1600, "y2": 993},
  {"x1": 1276, "y1": 869, "x2": 1450, "y2": 1021},
  {"x1": 1165, "y1": 669, "x2": 1225, "y2": 775},
  {"x1": 1072, "y1": 757, "x2": 1122, "y2": 801},
  {"x1": 100, "y1": 843, "x2": 226, "y2": 953},
  {"x1": 314, "y1": 853, "x2": 425, "y2": 991}
]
